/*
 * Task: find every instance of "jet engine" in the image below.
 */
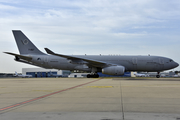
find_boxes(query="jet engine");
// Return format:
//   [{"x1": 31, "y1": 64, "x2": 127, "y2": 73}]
[{"x1": 102, "y1": 66, "x2": 125, "y2": 75}]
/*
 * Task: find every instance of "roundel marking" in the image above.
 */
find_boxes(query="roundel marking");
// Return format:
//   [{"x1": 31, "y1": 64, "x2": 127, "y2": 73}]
[{"x1": 23, "y1": 39, "x2": 29, "y2": 45}]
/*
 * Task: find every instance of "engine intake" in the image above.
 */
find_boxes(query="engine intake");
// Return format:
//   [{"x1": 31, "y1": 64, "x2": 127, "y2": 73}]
[{"x1": 102, "y1": 66, "x2": 125, "y2": 75}]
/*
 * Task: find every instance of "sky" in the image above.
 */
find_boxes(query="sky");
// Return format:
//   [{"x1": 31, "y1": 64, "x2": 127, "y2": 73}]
[{"x1": 0, "y1": 0, "x2": 180, "y2": 73}]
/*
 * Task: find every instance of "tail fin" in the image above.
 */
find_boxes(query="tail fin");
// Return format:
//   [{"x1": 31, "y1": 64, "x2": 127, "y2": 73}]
[
  {"x1": 12, "y1": 30, "x2": 45, "y2": 55},
  {"x1": 15, "y1": 71, "x2": 18, "y2": 75}
]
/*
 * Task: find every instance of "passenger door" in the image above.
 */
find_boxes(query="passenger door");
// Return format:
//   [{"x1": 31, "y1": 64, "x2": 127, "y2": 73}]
[{"x1": 132, "y1": 58, "x2": 137, "y2": 70}]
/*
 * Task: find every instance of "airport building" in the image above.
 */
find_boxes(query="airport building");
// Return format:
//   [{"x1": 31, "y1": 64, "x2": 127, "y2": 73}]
[
  {"x1": 0, "y1": 73, "x2": 14, "y2": 78},
  {"x1": 22, "y1": 68, "x2": 71, "y2": 77},
  {"x1": 5, "y1": 68, "x2": 177, "y2": 78},
  {"x1": 22, "y1": 68, "x2": 132, "y2": 78}
]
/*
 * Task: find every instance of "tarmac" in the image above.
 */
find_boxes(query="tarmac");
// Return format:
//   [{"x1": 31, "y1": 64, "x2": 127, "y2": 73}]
[{"x1": 0, "y1": 77, "x2": 180, "y2": 120}]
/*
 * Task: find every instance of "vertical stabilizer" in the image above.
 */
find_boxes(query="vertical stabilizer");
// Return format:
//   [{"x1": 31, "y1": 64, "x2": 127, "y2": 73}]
[
  {"x1": 15, "y1": 71, "x2": 18, "y2": 76},
  {"x1": 12, "y1": 30, "x2": 45, "y2": 55}
]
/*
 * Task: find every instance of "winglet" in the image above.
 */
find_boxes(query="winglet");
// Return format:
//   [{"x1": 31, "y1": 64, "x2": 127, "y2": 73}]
[{"x1": 44, "y1": 48, "x2": 55, "y2": 55}]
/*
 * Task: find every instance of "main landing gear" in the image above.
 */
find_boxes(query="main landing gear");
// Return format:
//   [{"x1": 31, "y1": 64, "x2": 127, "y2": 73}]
[
  {"x1": 156, "y1": 72, "x2": 160, "y2": 78},
  {"x1": 87, "y1": 73, "x2": 99, "y2": 78}
]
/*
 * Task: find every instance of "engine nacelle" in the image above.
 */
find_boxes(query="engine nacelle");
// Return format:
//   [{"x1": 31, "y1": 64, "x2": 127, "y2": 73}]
[{"x1": 102, "y1": 66, "x2": 125, "y2": 75}]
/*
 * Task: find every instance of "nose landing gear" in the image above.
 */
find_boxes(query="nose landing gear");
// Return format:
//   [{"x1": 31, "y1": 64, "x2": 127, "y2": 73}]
[{"x1": 156, "y1": 72, "x2": 160, "y2": 78}]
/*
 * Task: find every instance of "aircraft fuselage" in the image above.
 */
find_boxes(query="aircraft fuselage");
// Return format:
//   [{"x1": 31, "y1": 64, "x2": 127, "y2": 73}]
[{"x1": 26, "y1": 54, "x2": 178, "y2": 72}]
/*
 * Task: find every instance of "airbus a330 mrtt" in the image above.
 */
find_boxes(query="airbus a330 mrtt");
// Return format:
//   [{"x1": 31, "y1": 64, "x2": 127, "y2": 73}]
[{"x1": 4, "y1": 30, "x2": 179, "y2": 78}]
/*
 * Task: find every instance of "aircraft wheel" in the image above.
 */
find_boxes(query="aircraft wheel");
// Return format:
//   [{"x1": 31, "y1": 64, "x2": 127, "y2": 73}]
[
  {"x1": 87, "y1": 74, "x2": 99, "y2": 78},
  {"x1": 95, "y1": 74, "x2": 99, "y2": 78},
  {"x1": 87, "y1": 74, "x2": 91, "y2": 78},
  {"x1": 92, "y1": 74, "x2": 99, "y2": 78},
  {"x1": 156, "y1": 75, "x2": 160, "y2": 78}
]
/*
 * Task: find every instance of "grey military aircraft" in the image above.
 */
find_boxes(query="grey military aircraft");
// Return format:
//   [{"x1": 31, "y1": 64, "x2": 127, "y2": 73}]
[{"x1": 4, "y1": 30, "x2": 179, "y2": 78}]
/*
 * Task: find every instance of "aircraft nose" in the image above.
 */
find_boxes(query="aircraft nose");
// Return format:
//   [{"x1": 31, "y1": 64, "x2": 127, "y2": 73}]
[{"x1": 174, "y1": 62, "x2": 179, "y2": 68}]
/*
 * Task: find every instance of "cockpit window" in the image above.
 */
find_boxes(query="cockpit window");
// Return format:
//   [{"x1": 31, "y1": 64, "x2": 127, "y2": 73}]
[{"x1": 169, "y1": 59, "x2": 173, "y2": 62}]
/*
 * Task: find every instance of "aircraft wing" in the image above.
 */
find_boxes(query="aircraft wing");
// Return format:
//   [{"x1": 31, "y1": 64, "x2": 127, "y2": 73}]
[
  {"x1": 44, "y1": 48, "x2": 117, "y2": 68},
  {"x1": 4, "y1": 52, "x2": 32, "y2": 61}
]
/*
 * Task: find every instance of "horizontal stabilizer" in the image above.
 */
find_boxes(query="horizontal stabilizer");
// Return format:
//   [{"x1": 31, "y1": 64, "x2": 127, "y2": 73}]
[{"x1": 4, "y1": 52, "x2": 32, "y2": 61}]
